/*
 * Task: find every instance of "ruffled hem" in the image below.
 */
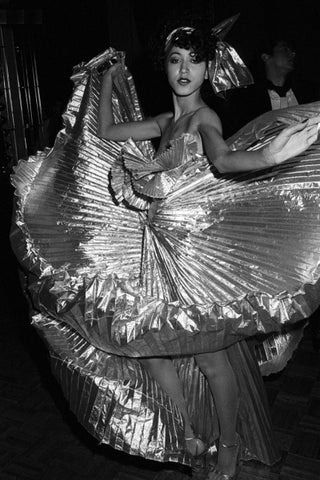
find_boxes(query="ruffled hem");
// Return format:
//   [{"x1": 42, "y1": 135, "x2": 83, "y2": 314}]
[{"x1": 32, "y1": 312, "x2": 280, "y2": 466}]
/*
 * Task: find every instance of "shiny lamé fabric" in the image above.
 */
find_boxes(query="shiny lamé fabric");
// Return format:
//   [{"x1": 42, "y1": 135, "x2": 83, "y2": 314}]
[
  {"x1": 209, "y1": 14, "x2": 254, "y2": 94},
  {"x1": 10, "y1": 47, "x2": 320, "y2": 464},
  {"x1": 32, "y1": 313, "x2": 280, "y2": 465},
  {"x1": 208, "y1": 40, "x2": 254, "y2": 95}
]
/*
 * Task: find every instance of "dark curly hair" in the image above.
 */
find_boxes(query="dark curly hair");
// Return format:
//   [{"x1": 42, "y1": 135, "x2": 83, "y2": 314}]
[{"x1": 149, "y1": 7, "x2": 217, "y2": 70}]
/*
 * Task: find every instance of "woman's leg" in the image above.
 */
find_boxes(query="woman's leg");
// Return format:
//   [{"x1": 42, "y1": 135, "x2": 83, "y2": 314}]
[
  {"x1": 140, "y1": 357, "x2": 206, "y2": 458},
  {"x1": 139, "y1": 357, "x2": 194, "y2": 438},
  {"x1": 195, "y1": 347, "x2": 240, "y2": 476}
]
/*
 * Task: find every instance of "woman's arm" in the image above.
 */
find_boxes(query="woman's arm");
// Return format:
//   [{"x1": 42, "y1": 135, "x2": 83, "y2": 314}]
[
  {"x1": 97, "y1": 64, "x2": 172, "y2": 142},
  {"x1": 196, "y1": 108, "x2": 320, "y2": 173}
]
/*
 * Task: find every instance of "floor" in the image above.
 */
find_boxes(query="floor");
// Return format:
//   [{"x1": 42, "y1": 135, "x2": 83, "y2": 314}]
[{"x1": 1, "y1": 178, "x2": 320, "y2": 480}]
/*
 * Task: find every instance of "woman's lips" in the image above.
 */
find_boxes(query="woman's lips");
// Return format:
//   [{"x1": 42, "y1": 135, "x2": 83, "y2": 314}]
[{"x1": 177, "y1": 78, "x2": 191, "y2": 85}]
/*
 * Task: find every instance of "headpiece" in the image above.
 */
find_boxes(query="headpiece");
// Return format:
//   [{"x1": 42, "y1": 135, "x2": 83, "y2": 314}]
[
  {"x1": 164, "y1": 26, "x2": 195, "y2": 51},
  {"x1": 164, "y1": 14, "x2": 253, "y2": 96}
]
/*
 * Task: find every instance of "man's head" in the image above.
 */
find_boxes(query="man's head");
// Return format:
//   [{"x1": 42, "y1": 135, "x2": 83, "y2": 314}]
[{"x1": 261, "y1": 39, "x2": 296, "y2": 78}]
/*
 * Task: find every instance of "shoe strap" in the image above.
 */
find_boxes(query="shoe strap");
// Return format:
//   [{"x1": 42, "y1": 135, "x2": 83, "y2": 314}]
[
  {"x1": 220, "y1": 441, "x2": 239, "y2": 449},
  {"x1": 220, "y1": 433, "x2": 240, "y2": 449}
]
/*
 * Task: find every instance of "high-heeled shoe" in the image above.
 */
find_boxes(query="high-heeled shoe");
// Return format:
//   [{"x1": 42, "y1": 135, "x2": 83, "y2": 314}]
[
  {"x1": 185, "y1": 436, "x2": 208, "y2": 479},
  {"x1": 206, "y1": 435, "x2": 241, "y2": 480}
]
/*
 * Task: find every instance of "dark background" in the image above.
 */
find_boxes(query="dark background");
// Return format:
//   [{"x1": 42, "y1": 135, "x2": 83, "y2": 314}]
[{"x1": 18, "y1": 0, "x2": 320, "y2": 118}]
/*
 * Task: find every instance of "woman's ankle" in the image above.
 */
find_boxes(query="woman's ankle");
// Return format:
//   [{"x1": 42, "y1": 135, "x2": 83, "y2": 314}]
[
  {"x1": 216, "y1": 434, "x2": 240, "y2": 475},
  {"x1": 219, "y1": 433, "x2": 239, "y2": 447}
]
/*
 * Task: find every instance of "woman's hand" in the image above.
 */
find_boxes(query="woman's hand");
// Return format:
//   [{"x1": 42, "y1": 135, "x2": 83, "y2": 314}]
[
  {"x1": 103, "y1": 61, "x2": 123, "y2": 79},
  {"x1": 263, "y1": 116, "x2": 320, "y2": 166},
  {"x1": 105, "y1": 62, "x2": 124, "y2": 78}
]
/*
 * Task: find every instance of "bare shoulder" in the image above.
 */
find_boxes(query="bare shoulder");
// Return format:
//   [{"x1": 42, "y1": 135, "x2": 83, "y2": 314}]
[
  {"x1": 154, "y1": 111, "x2": 173, "y2": 133},
  {"x1": 192, "y1": 106, "x2": 222, "y2": 134}
]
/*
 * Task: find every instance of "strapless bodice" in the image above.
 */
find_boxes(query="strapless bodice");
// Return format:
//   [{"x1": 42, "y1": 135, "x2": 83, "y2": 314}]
[{"x1": 110, "y1": 132, "x2": 207, "y2": 209}]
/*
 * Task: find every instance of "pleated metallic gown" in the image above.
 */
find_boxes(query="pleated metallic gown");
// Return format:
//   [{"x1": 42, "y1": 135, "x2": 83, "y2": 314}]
[{"x1": 10, "y1": 48, "x2": 320, "y2": 465}]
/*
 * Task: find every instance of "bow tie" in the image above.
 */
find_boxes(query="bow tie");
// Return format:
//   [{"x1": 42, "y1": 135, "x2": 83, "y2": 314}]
[{"x1": 266, "y1": 80, "x2": 291, "y2": 97}]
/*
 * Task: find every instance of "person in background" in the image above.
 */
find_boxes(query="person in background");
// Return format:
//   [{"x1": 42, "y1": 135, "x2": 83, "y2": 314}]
[
  {"x1": 250, "y1": 38, "x2": 302, "y2": 113},
  {"x1": 219, "y1": 37, "x2": 319, "y2": 137}
]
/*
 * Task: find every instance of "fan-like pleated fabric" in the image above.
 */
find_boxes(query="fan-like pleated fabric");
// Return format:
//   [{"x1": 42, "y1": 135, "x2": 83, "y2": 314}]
[
  {"x1": 10, "y1": 48, "x2": 320, "y2": 465},
  {"x1": 32, "y1": 312, "x2": 279, "y2": 465}
]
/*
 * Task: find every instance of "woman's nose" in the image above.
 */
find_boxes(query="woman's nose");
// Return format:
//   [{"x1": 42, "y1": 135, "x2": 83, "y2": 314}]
[{"x1": 180, "y1": 61, "x2": 189, "y2": 73}]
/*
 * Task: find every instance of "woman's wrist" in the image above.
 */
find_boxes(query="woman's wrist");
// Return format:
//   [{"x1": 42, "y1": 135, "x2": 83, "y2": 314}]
[
  {"x1": 262, "y1": 144, "x2": 280, "y2": 166},
  {"x1": 102, "y1": 70, "x2": 113, "y2": 83},
  {"x1": 102, "y1": 64, "x2": 122, "y2": 82}
]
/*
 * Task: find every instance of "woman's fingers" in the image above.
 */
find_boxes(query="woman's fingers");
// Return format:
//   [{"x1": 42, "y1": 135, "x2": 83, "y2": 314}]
[
  {"x1": 306, "y1": 129, "x2": 320, "y2": 146},
  {"x1": 101, "y1": 61, "x2": 123, "y2": 77},
  {"x1": 283, "y1": 115, "x2": 320, "y2": 133},
  {"x1": 305, "y1": 115, "x2": 320, "y2": 127},
  {"x1": 280, "y1": 122, "x2": 306, "y2": 140},
  {"x1": 294, "y1": 116, "x2": 320, "y2": 138},
  {"x1": 282, "y1": 117, "x2": 320, "y2": 143},
  {"x1": 292, "y1": 125, "x2": 319, "y2": 151},
  {"x1": 302, "y1": 124, "x2": 320, "y2": 144}
]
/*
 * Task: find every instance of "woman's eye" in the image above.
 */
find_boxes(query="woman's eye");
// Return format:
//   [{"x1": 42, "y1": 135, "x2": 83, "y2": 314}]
[{"x1": 169, "y1": 57, "x2": 180, "y2": 64}]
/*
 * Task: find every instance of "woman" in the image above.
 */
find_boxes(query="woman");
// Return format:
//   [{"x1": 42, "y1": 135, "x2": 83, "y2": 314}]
[
  {"x1": 11, "y1": 11, "x2": 320, "y2": 480},
  {"x1": 97, "y1": 22, "x2": 320, "y2": 480}
]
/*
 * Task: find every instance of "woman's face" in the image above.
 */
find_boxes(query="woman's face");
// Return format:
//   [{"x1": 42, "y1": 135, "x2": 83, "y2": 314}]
[{"x1": 165, "y1": 46, "x2": 207, "y2": 97}]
